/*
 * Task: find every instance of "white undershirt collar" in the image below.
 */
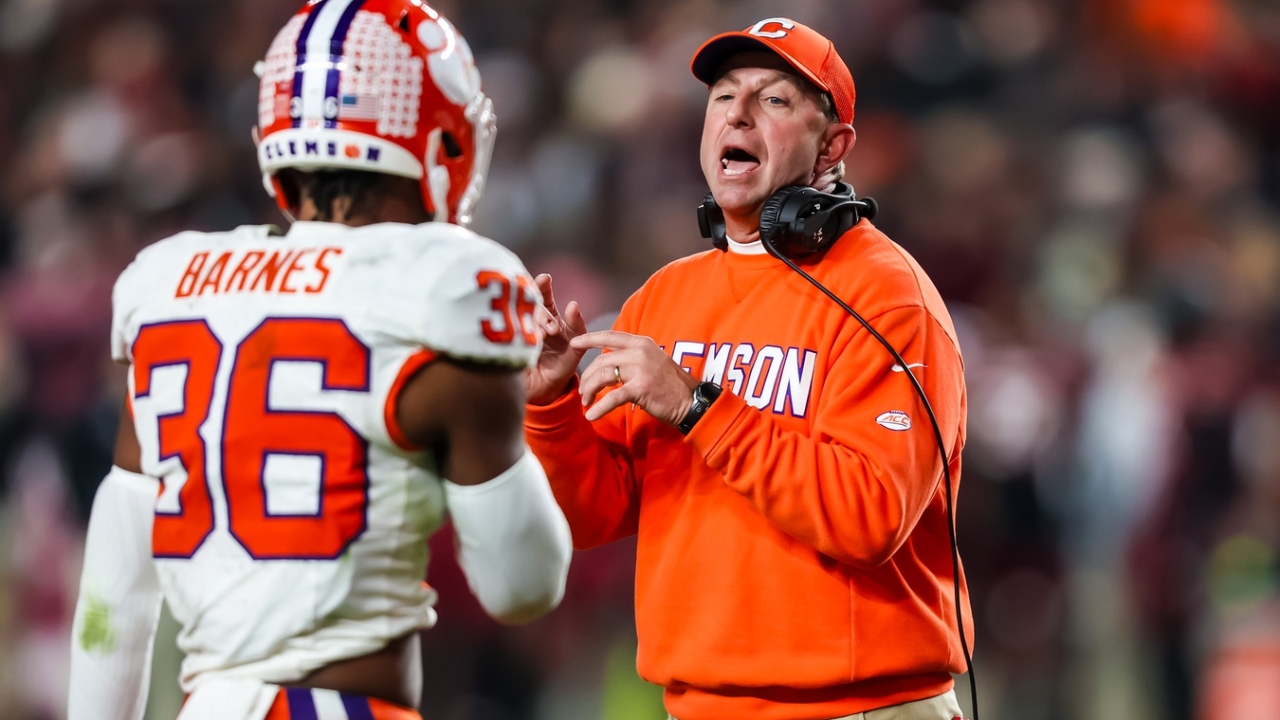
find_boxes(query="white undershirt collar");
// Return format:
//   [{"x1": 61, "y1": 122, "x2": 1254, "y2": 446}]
[{"x1": 725, "y1": 235, "x2": 768, "y2": 255}]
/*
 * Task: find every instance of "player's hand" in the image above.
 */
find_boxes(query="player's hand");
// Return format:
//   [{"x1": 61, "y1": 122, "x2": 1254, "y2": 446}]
[
  {"x1": 527, "y1": 274, "x2": 589, "y2": 405},
  {"x1": 572, "y1": 331, "x2": 699, "y2": 425}
]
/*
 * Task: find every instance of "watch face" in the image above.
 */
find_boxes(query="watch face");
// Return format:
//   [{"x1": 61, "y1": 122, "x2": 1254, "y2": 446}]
[{"x1": 680, "y1": 383, "x2": 723, "y2": 434}]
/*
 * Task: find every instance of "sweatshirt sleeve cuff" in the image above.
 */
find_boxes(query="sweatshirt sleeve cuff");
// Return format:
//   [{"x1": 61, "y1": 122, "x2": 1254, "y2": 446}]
[
  {"x1": 684, "y1": 388, "x2": 755, "y2": 465},
  {"x1": 525, "y1": 375, "x2": 584, "y2": 432}
]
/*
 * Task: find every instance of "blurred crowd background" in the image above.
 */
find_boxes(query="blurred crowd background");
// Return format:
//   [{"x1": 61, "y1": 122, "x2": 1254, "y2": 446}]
[{"x1": 2, "y1": 0, "x2": 1280, "y2": 718}]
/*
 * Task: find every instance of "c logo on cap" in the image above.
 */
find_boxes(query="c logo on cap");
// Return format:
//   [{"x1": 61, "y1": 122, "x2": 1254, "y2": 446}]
[{"x1": 749, "y1": 17, "x2": 796, "y2": 39}]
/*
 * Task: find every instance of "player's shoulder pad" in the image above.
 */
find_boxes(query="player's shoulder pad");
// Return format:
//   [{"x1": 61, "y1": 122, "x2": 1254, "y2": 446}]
[
  {"x1": 113, "y1": 226, "x2": 279, "y2": 304},
  {"x1": 115, "y1": 226, "x2": 274, "y2": 308},
  {"x1": 111, "y1": 226, "x2": 278, "y2": 362},
  {"x1": 394, "y1": 224, "x2": 542, "y2": 368}
]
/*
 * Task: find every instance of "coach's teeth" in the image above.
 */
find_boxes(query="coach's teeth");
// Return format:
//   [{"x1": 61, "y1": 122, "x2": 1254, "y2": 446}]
[{"x1": 721, "y1": 147, "x2": 760, "y2": 176}]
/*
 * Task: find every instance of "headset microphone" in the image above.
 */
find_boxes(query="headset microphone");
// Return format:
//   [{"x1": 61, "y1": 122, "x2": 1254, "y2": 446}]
[{"x1": 697, "y1": 187, "x2": 980, "y2": 720}]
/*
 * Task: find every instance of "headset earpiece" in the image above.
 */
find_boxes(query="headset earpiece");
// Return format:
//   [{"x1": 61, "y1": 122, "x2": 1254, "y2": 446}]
[
  {"x1": 757, "y1": 191, "x2": 790, "y2": 258},
  {"x1": 697, "y1": 192, "x2": 728, "y2": 251},
  {"x1": 757, "y1": 182, "x2": 872, "y2": 259},
  {"x1": 701, "y1": 183, "x2": 877, "y2": 258}
]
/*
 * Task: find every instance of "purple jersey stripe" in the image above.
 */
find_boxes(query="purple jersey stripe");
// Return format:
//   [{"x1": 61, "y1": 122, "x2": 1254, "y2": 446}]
[
  {"x1": 290, "y1": 0, "x2": 329, "y2": 129},
  {"x1": 323, "y1": 0, "x2": 366, "y2": 128},
  {"x1": 284, "y1": 687, "x2": 319, "y2": 720},
  {"x1": 339, "y1": 693, "x2": 376, "y2": 720}
]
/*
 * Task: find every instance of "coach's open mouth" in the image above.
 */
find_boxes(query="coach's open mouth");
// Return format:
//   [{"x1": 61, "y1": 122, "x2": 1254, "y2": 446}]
[{"x1": 721, "y1": 147, "x2": 760, "y2": 177}]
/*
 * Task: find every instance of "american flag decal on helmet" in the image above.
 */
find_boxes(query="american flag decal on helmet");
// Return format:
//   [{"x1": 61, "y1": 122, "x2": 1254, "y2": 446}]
[{"x1": 338, "y1": 94, "x2": 380, "y2": 121}]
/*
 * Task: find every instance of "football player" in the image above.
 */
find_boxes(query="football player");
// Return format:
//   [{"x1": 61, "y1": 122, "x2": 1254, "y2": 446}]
[{"x1": 66, "y1": 2, "x2": 572, "y2": 718}]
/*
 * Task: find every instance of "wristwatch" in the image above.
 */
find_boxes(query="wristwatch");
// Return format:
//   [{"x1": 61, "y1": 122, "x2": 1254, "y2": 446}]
[{"x1": 677, "y1": 382, "x2": 723, "y2": 435}]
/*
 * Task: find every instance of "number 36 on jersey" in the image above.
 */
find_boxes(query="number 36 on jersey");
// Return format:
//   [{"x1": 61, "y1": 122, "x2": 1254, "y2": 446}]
[{"x1": 116, "y1": 224, "x2": 541, "y2": 562}]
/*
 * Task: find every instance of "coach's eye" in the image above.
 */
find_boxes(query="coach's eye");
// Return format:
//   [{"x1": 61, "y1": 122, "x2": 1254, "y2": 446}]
[{"x1": 766, "y1": 96, "x2": 787, "y2": 106}]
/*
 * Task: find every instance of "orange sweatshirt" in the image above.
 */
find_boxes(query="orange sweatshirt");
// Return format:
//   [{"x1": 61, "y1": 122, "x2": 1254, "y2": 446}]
[{"x1": 524, "y1": 221, "x2": 973, "y2": 720}]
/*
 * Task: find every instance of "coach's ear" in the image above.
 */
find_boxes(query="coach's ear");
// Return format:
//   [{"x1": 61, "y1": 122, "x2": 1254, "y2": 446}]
[{"x1": 814, "y1": 124, "x2": 854, "y2": 180}]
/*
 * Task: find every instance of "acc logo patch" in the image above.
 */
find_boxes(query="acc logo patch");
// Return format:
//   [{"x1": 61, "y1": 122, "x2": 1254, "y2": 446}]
[{"x1": 875, "y1": 411, "x2": 912, "y2": 431}]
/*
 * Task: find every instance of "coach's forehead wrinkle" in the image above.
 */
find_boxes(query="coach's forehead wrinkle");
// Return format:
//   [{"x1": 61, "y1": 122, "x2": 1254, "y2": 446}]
[
  {"x1": 712, "y1": 50, "x2": 794, "y2": 81},
  {"x1": 719, "y1": 69, "x2": 791, "y2": 88}
]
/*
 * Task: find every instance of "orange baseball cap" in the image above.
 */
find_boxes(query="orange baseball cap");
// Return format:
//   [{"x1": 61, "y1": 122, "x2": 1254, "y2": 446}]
[{"x1": 691, "y1": 18, "x2": 855, "y2": 125}]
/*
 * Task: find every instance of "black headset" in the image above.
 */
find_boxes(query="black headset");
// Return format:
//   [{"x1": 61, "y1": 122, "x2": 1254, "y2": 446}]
[
  {"x1": 698, "y1": 181, "x2": 877, "y2": 258},
  {"x1": 698, "y1": 186, "x2": 980, "y2": 720}
]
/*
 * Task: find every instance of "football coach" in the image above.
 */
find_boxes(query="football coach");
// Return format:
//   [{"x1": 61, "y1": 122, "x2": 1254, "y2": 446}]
[{"x1": 525, "y1": 18, "x2": 973, "y2": 720}]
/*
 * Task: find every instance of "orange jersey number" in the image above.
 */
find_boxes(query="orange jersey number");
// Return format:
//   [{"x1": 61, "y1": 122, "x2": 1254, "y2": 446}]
[
  {"x1": 477, "y1": 271, "x2": 538, "y2": 346},
  {"x1": 134, "y1": 321, "x2": 222, "y2": 558},
  {"x1": 132, "y1": 317, "x2": 370, "y2": 560},
  {"x1": 224, "y1": 318, "x2": 369, "y2": 559}
]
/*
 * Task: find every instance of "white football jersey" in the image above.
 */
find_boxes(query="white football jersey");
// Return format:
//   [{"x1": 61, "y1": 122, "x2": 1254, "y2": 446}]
[{"x1": 110, "y1": 220, "x2": 541, "y2": 691}]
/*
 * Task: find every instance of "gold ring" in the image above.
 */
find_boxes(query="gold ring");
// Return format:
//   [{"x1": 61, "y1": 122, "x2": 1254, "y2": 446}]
[{"x1": 614, "y1": 366, "x2": 623, "y2": 385}]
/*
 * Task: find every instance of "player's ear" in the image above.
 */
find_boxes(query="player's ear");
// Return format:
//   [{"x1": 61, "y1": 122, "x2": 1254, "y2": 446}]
[
  {"x1": 330, "y1": 195, "x2": 354, "y2": 224},
  {"x1": 272, "y1": 169, "x2": 305, "y2": 219}
]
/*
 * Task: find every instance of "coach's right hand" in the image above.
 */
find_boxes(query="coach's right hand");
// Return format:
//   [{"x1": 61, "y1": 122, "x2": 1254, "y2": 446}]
[{"x1": 528, "y1": 274, "x2": 589, "y2": 405}]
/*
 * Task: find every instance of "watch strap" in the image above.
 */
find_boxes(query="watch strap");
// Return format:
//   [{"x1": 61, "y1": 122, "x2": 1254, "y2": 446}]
[{"x1": 677, "y1": 382, "x2": 722, "y2": 435}]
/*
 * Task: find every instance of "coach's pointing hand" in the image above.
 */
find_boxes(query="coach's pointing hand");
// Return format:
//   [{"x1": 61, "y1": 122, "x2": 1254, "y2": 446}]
[
  {"x1": 528, "y1": 274, "x2": 589, "y2": 405},
  {"x1": 572, "y1": 331, "x2": 700, "y2": 425}
]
